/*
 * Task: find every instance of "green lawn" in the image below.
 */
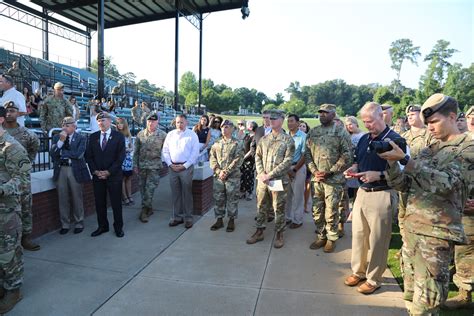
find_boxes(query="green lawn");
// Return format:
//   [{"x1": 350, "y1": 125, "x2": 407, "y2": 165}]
[
  {"x1": 216, "y1": 114, "x2": 322, "y2": 129},
  {"x1": 388, "y1": 225, "x2": 474, "y2": 316}
]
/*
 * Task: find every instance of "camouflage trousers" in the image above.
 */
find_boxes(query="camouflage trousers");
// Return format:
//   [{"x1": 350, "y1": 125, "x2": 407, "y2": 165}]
[
  {"x1": 311, "y1": 181, "x2": 342, "y2": 242},
  {"x1": 20, "y1": 192, "x2": 33, "y2": 234},
  {"x1": 139, "y1": 169, "x2": 161, "y2": 209},
  {"x1": 453, "y1": 238, "x2": 474, "y2": 291},
  {"x1": 0, "y1": 212, "x2": 23, "y2": 290},
  {"x1": 213, "y1": 177, "x2": 239, "y2": 219},
  {"x1": 398, "y1": 191, "x2": 409, "y2": 238},
  {"x1": 337, "y1": 186, "x2": 349, "y2": 224},
  {"x1": 255, "y1": 181, "x2": 287, "y2": 232},
  {"x1": 401, "y1": 231, "x2": 453, "y2": 315}
]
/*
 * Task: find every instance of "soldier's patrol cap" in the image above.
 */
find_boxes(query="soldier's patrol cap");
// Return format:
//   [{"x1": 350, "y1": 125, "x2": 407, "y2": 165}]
[
  {"x1": 269, "y1": 109, "x2": 285, "y2": 119},
  {"x1": 147, "y1": 112, "x2": 159, "y2": 121},
  {"x1": 96, "y1": 111, "x2": 111, "y2": 120},
  {"x1": 466, "y1": 106, "x2": 474, "y2": 117},
  {"x1": 54, "y1": 82, "x2": 64, "y2": 89},
  {"x1": 457, "y1": 112, "x2": 465, "y2": 120},
  {"x1": 220, "y1": 119, "x2": 234, "y2": 128},
  {"x1": 3, "y1": 100, "x2": 18, "y2": 110},
  {"x1": 381, "y1": 104, "x2": 393, "y2": 111},
  {"x1": 318, "y1": 104, "x2": 336, "y2": 113},
  {"x1": 62, "y1": 116, "x2": 76, "y2": 125},
  {"x1": 420, "y1": 93, "x2": 457, "y2": 124},
  {"x1": 405, "y1": 104, "x2": 421, "y2": 115}
]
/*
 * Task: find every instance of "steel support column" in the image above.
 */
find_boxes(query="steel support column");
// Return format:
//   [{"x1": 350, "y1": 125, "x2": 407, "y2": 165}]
[
  {"x1": 97, "y1": 0, "x2": 105, "y2": 99},
  {"x1": 86, "y1": 27, "x2": 92, "y2": 71},
  {"x1": 42, "y1": 8, "x2": 49, "y2": 60},
  {"x1": 198, "y1": 14, "x2": 203, "y2": 110},
  {"x1": 174, "y1": 1, "x2": 180, "y2": 111}
]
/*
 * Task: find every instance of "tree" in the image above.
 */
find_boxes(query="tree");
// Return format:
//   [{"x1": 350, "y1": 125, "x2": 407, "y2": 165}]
[
  {"x1": 285, "y1": 81, "x2": 302, "y2": 100},
  {"x1": 373, "y1": 86, "x2": 399, "y2": 105},
  {"x1": 444, "y1": 63, "x2": 474, "y2": 109},
  {"x1": 423, "y1": 39, "x2": 458, "y2": 84},
  {"x1": 179, "y1": 71, "x2": 198, "y2": 99},
  {"x1": 389, "y1": 39, "x2": 421, "y2": 93},
  {"x1": 281, "y1": 99, "x2": 306, "y2": 115},
  {"x1": 419, "y1": 60, "x2": 443, "y2": 100},
  {"x1": 90, "y1": 56, "x2": 121, "y2": 78}
]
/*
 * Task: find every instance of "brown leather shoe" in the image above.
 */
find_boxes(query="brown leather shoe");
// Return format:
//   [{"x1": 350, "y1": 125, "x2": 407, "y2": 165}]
[
  {"x1": 309, "y1": 238, "x2": 326, "y2": 250},
  {"x1": 21, "y1": 234, "x2": 40, "y2": 251},
  {"x1": 185, "y1": 221, "x2": 193, "y2": 229},
  {"x1": 357, "y1": 281, "x2": 380, "y2": 295},
  {"x1": 338, "y1": 222, "x2": 345, "y2": 237},
  {"x1": 274, "y1": 231, "x2": 284, "y2": 248},
  {"x1": 344, "y1": 274, "x2": 366, "y2": 286},
  {"x1": 323, "y1": 240, "x2": 336, "y2": 253},
  {"x1": 169, "y1": 219, "x2": 184, "y2": 227},
  {"x1": 246, "y1": 228, "x2": 264, "y2": 244},
  {"x1": 210, "y1": 218, "x2": 224, "y2": 231},
  {"x1": 289, "y1": 223, "x2": 302, "y2": 229}
]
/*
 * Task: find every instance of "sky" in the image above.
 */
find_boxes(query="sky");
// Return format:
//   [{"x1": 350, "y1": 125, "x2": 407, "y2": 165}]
[{"x1": 0, "y1": 0, "x2": 472, "y2": 99}]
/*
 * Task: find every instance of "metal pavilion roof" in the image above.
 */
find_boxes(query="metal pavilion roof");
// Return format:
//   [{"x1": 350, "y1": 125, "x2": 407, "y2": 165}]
[{"x1": 29, "y1": 0, "x2": 244, "y2": 29}]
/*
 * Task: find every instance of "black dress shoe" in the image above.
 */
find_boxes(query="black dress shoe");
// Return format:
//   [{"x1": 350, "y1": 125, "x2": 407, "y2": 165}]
[
  {"x1": 73, "y1": 227, "x2": 84, "y2": 234},
  {"x1": 59, "y1": 228, "x2": 69, "y2": 235},
  {"x1": 115, "y1": 230, "x2": 124, "y2": 238},
  {"x1": 91, "y1": 227, "x2": 109, "y2": 237}
]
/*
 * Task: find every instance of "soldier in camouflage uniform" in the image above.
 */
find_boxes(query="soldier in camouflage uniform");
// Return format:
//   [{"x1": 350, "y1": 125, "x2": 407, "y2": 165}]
[
  {"x1": 3, "y1": 101, "x2": 40, "y2": 251},
  {"x1": 0, "y1": 106, "x2": 32, "y2": 313},
  {"x1": 381, "y1": 94, "x2": 474, "y2": 315},
  {"x1": 246, "y1": 110, "x2": 295, "y2": 249},
  {"x1": 131, "y1": 101, "x2": 150, "y2": 128},
  {"x1": 396, "y1": 105, "x2": 433, "y2": 258},
  {"x1": 133, "y1": 112, "x2": 167, "y2": 223},
  {"x1": 209, "y1": 120, "x2": 243, "y2": 232},
  {"x1": 306, "y1": 104, "x2": 352, "y2": 253},
  {"x1": 39, "y1": 82, "x2": 73, "y2": 133},
  {"x1": 445, "y1": 105, "x2": 474, "y2": 309}
]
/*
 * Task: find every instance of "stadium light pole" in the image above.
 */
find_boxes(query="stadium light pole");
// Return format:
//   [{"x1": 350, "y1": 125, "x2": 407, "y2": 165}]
[
  {"x1": 198, "y1": 13, "x2": 203, "y2": 111},
  {"x1": 97, "y1": 0, "x2": 105, "y2": 99},
  {"x1": 174, "y1": 0, "x2": 180, "y2": 111}
]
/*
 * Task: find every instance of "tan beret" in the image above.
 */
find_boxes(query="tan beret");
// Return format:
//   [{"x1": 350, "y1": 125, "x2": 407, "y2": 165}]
[
  {"x1": 62, "y1": 116, "x2": 76, "y2": 125},
  {"x1": 420, "y1": 93, "x2": 450, "y2": 124},
  {"x1": 405, "y1": 104, "x2": 421, "y2": 115},
  {"x1": 466, "y1": 106, "x2": 474, "y2": 117},
  {"x1": 54, "y1": 82, "x2": 64, "y2": 89}
]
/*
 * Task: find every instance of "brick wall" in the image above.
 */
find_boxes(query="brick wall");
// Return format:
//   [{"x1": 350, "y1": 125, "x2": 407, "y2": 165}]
[{"x1": 192, "y1": 176, "x2": 214, "y2": 215}]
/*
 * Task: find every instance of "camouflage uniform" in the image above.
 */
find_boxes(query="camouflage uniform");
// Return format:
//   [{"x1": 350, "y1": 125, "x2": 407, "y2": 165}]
[
  {"x1": 305, "y1": 122, "x2": 352, "y2": 242},
  {"x1": 0, "y1": 131, "x2": 32, "y2": 290},
  {"x1": 452, "y1": 131, "x2": 474, "y2": 292},
  {"x1": 5, "y1": 125, "x2": 40, "y2": 235},
  {"x1": 209, "y1": 136, "x2": 243, "y2": 218},
  {"x1": 39, "y1": 96, "x2": 73, "y2": 132},
  {"x1": 255, "y1": 131, "x2": 295, "y2": 232},
  {"x1": 387, "y1": 133, "x2": 473, "y2": 315},
  {"x1": 131, "y1": 106, "x2": 150, "y2": 127},
  {"x1": 133, "y1": 128, "x2": 167, "y2": 211},
  {"x1": 398, "y1": 127, "x2": 433, "y2": 234}
]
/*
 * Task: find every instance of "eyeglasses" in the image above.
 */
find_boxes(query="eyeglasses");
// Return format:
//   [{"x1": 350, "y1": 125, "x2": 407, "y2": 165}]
[
  {"x1": 214, "y1": 121, "x2": 221, "y2": 124},
  {"x1": 238, "y1": 123, "x2": 244, "y2": 126}
]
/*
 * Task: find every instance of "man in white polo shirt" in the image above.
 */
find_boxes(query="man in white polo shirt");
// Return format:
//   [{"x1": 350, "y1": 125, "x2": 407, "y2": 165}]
[{"x1": 0, "y1": 74, "x2": 26, "y2": 127}]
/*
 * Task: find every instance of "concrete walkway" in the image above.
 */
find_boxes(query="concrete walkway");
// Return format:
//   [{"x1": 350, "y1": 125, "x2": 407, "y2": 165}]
[{"x1": 12, "y1": 175, "x2": 407, "y2": 316}]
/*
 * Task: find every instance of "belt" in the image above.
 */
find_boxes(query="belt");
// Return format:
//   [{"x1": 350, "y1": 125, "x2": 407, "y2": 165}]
[
  {"x1": 360, "y1": 186, "x2": 390, "y2": 192},
  {"x1": 59, "y1": 158, "x2": 72, "y2": 166}
]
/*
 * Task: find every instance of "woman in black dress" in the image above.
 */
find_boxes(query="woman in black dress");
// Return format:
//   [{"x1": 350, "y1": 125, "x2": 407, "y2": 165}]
[{"x1": 240, "y1": 121, "x2": 258, "y2": 200}]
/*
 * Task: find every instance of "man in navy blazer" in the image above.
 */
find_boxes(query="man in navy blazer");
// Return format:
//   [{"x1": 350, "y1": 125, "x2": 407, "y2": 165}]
[
  {"x1": 51, "y1": 117, "x2": 91, "y2": 234},
  {"x1": 86, "y1": 112, "x2": 126, "y2": 237}
]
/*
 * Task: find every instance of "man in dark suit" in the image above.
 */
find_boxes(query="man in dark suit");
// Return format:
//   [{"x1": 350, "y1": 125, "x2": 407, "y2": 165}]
[
  {"x1": 86, "y1": 112, "x2": 125, "y2": 237},
  {"x1": 50, "y1": 117, "x2": 91, "y2": 234},
  {"x1": 253, "y1": 110, "x2": 271, "y2": 145}
]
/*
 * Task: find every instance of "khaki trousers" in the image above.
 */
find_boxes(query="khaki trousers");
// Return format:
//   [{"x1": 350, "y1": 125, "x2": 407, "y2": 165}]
[
  {"x1": 169, "y1": 166, "x2": 194, "y2": 222},
  {"x1": 57, "y1": 166, "x2": 85, "y2": 229},
  {"x1": 351, "y1": 189, "x2": 393, "y2": 286},
  {"x1": 285, "y1": 165, "x2": 306, "y2": 225}
]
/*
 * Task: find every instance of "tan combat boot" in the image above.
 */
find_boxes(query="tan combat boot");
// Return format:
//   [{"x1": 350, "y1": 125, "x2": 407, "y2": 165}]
[
  {"x1": 139, "y1": 208, "x2": 149, "y2": 223},
  {"x1": 246, "y1": 228, "x2": 264, "y2": 244},
  {"x1": 146, "y1": 207, "x2": 154, "y2": 217},
  {"x1": 21, "y1": 234, "x2": 40, "y2": 251},
  {"x1": 274, "y1": 231, "x2": 284, "y2": 248},
  {"x1": 309, "y1": 238, "x2": 326, "y2": 250},
  {"x1": 323, "y1": 240, "x2": 336, "y2": 253},
  {"x1": 338, "y1": 222, "x2": 345, "y2": 238},
  {"x1": 444, "y1": 288, "x2": 473, "y2": 309},
  {"x1": 0, "y1": 289, "x2": 22, "y2": 314},
  {"x1": 210, "y1": 218, "x2": 224, "y2": 231}
]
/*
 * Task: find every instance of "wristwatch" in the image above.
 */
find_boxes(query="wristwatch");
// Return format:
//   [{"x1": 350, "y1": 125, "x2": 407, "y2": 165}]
[
  {"x1": 399, "y1": 154, "x2": 410, "y2": 166},
  {"x1": 379, "y1": 171, "x2": 385, "y2": 180}
]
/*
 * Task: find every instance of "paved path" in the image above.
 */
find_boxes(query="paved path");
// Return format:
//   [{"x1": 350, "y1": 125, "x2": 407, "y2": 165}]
[{"x1": 12, "y1": 175, "x2": 406, "y2": 315}]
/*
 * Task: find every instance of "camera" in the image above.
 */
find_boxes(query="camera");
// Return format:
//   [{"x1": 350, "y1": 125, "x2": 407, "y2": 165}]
[{"x1": 369, "y1": 137, "x2": 406, "y2": 154}]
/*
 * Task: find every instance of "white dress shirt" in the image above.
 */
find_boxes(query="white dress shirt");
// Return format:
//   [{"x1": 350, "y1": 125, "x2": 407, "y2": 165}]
[
  {"x1": 100, "y1": 128, "x2": 112, "y2": 146},
  {"x1": 162, "y1": 128, "x2": 200, "y2": 169},
  {"x1": 0, "y1": 87, "x2": 26, "y2": 126}
]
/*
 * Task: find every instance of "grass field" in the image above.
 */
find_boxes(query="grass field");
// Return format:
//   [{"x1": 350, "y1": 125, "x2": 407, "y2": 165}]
[
  {"x1": 216, "y1": 114, "x2": 321, "y2": 129},
  {"x1": 387, "y1": 225, "x2": 474, "y2": 316}
]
